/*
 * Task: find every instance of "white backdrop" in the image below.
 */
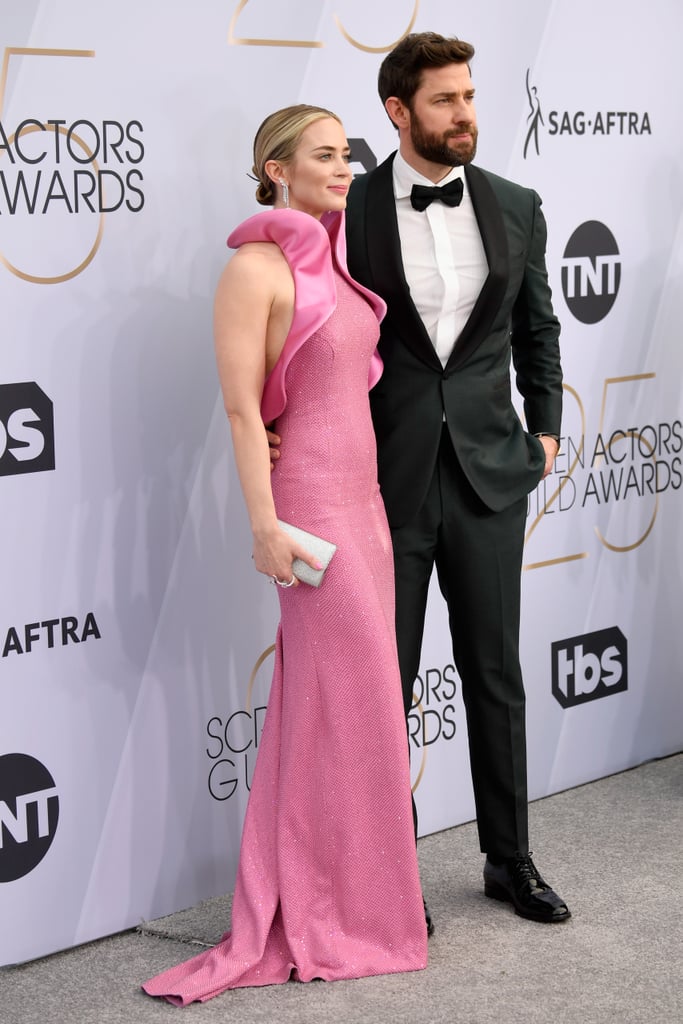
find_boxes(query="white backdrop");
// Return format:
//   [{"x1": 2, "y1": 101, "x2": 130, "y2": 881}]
[{"x1": 1, "y1": 0, "x2": 681, "y2": 965}]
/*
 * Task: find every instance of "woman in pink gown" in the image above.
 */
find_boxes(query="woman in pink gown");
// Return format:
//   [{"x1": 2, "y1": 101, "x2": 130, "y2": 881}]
[{"x1": 142, "y1": 105, "x2": 427, "y2": 1005}]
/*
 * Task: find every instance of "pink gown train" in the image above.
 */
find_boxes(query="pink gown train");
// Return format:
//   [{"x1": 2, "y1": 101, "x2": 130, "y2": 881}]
[{"x1": 142, "y1": 209, "x2": 427, "y2": 1005}]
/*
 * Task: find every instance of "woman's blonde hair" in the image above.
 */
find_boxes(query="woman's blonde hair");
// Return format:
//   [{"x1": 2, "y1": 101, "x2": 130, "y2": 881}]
[{"x1": 252, "y1": 104, "x2": 342, "y2": 206}]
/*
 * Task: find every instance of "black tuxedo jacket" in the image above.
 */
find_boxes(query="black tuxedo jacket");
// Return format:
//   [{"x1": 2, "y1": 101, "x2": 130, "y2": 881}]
[{"x1": 345, "y1": 153, "x2": 562, "y2": 528}]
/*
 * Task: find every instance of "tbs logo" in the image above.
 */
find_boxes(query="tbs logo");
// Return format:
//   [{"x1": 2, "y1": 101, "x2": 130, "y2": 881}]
[
  {"x1": 551, "y1": 627, "x2": 627, "y2": 708},
  {"x1": 0, "y1": 382, "x2": 55, "y2": 476}
]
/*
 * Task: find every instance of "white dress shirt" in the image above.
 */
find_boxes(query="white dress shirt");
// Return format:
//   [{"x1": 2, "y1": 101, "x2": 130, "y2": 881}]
[{"x1": 393, "y1": 150, "x2": 489, "y2": 367}]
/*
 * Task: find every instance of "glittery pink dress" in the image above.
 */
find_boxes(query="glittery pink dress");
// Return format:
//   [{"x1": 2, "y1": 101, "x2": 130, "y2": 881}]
[{"x1": 142, "y1": 209, "x2": 427, "y2": 1004}]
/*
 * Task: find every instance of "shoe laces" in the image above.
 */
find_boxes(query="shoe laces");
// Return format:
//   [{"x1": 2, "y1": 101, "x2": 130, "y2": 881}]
[{"x1": 511, "y1": 853, "x2": 548, "y2": 890}]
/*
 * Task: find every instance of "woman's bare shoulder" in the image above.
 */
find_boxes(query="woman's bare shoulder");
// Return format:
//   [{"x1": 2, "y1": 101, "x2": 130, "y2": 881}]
[
  {"x1": 231, "y1": 240, "x2": 289, "y2": 268},
  {"x1": 217, "y1": 241, "x2": 290, "y2": 296}
]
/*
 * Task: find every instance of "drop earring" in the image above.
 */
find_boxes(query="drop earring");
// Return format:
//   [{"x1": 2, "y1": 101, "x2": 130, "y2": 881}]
[{"x1": 278, "y1": 179, "x2": 290, "y2": 208}]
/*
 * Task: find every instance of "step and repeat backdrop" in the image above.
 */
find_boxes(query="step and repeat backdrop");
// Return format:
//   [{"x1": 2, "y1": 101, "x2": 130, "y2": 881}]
[{"x1": 1, "y1": 0, "x2": 681, "y2": 964}]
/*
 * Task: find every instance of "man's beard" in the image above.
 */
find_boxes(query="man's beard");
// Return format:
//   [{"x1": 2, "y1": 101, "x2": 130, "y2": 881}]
[{"x1": 410, "y1": 116, "x2": 478, "y2": 166}]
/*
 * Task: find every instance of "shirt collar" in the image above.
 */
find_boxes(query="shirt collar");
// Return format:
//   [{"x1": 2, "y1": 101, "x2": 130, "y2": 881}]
[{"x1": 393, "y1": 149, "x2": 466, "y2": 200}]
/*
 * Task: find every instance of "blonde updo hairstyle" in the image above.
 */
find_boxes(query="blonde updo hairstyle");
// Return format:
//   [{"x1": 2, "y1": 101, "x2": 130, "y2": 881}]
[{"x1": 252, "y1": 104, "x2": 342, "y2": 206}]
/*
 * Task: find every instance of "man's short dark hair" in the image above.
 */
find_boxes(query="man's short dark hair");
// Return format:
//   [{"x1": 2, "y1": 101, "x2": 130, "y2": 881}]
[{"x1": 378, "y1": 32, "x2": 475, "y2": 109}]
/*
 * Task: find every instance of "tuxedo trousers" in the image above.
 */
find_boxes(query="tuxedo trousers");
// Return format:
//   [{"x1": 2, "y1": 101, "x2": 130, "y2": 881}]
[{"x1": 390, "y1": 424, "x2": 530, "y2": 858}]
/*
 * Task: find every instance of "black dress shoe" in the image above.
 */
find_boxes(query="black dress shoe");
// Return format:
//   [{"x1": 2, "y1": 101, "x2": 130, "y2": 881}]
[
  {"x1": 483, "y1": 854, "x2": 571, "y2": 923},
  {"x1": 423, "y1": 897, "x2": 435, "y2": 937}
]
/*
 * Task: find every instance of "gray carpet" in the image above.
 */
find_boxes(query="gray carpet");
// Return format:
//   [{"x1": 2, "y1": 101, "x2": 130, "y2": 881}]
[{"x1": 2, "y1": 754, "x2": 681, "y2": 1024}]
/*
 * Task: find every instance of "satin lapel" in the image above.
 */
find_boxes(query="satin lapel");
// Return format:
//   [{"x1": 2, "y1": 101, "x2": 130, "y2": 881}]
[
  {"x1": 366, "y1": 155, "x2": 443, "y2": 371},
  {"x1": 444, "y1": 165, "x2": 510, "y2": 373}
]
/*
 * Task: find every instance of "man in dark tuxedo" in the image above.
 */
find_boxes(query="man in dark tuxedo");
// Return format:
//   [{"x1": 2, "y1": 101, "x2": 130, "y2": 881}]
[{"x1": 345, "y1": 32, "x2": 570, "y2": 926}]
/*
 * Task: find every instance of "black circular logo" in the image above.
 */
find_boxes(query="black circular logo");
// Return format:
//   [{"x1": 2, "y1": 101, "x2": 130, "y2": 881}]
[
  {"x1": 561, "y1": 221, "x2": 621, "y2": 324},
  {"x1": 0, "y1": 753, "x2": 59, "y2": 882}
]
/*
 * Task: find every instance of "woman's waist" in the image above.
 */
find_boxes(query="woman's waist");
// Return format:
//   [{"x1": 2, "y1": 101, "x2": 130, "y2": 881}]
[{"x1": 272, "y1": 469, "x2": 381, "y2": 508}]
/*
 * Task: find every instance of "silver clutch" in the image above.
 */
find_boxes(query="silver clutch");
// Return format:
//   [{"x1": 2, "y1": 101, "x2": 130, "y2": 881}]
[{"x1": 277, "y1": 520, "x2": 337, "y2": 587}]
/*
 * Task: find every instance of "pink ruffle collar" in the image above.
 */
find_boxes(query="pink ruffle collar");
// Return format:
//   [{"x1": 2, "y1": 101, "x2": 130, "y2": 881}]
[{"x1": 227, "y1": 208, "x2": 385, "y2": 423}]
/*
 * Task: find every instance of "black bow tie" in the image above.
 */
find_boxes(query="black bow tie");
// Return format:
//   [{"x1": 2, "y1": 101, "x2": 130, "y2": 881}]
[{"x1": 410, "y1": 178, "x2": 464, "y2": 212}]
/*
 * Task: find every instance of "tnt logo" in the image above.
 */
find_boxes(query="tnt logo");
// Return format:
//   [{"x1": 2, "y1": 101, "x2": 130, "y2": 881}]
[
  {"x1": 0, "y1": 753, "x2": 59, "y2": 882},
  {"x1": 551, "y1": 627, "x2": 627, "y2": 708},
  {"x1": 0, "y1": 382, "x2": 55, "y2": 476},
  {"x1": 561, "y1": 221, "x2": 621, "y2": 324}
]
